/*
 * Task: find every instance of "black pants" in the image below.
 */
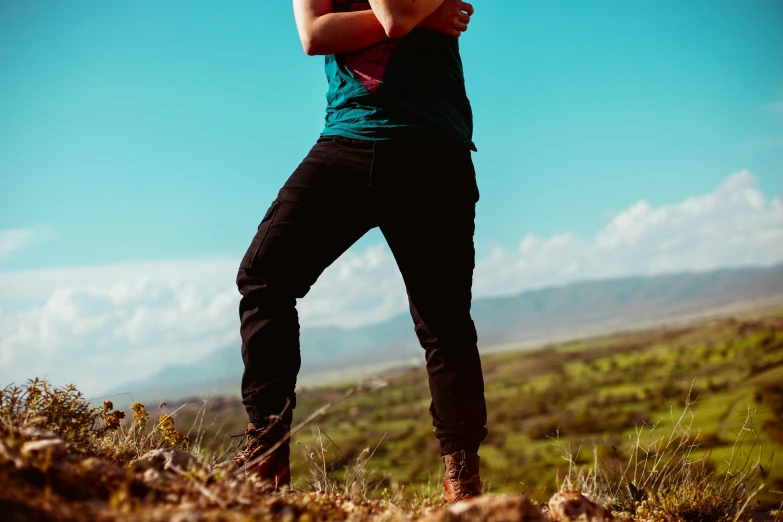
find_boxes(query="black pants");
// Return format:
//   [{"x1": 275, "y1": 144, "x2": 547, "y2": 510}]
[{"x1": 237, "y1": 136, "x2": 488, "y2": 454}]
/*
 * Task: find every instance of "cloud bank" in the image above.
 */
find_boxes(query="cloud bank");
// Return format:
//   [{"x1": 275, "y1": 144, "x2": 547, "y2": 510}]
[
  {"x1": 1, "y1": 171, "x2": 781, "y2": 393},
  {"x1": 474, "y1": 170, "x2": 783, "y2": 295}
]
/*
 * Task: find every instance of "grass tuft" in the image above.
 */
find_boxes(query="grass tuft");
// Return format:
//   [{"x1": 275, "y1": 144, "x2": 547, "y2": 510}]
[{"x1": 556, "y1": 386, "x2": 770, "y2": 521}]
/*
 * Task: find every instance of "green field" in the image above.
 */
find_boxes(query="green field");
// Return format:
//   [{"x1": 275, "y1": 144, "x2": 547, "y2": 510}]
[{"x1": 181, "y1": 310, "x2": 783, "y2": 510}]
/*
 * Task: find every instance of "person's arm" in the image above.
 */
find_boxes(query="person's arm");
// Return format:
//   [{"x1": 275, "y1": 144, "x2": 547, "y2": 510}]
[
  {"x1": 293, "y1": 0, "x2": 389, "y2": 56},
  {"x1": 418, "y1": 0, "x2": 473, "y2": 38},
  {"x1": 368, "y1": 0, "x2": 445, "y2": 38}
]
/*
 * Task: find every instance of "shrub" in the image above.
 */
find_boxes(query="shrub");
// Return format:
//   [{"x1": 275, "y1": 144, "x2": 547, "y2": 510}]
[{"x1": 0, "y1": 379, "x2": 190, "y2": 464}]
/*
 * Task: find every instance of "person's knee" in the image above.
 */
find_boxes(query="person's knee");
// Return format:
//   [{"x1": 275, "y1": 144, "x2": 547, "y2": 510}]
[
  {"x1": 236, "y1": 269, "x2": 246, "y2": 294},
  {"x1": 414, "y1": 316, "x2": 477, "y2": 349},
  {"x1": 237, "y1": 274, "x2": 300, "y2": 319}
]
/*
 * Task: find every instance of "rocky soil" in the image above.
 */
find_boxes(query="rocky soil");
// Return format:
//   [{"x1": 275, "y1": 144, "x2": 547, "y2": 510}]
[
  {"x1": 5, "y1": 426, "x2": 777, "y2": 522},
  {"x1": 0, "y1": 425, "x2": 630, "y2": 522}
]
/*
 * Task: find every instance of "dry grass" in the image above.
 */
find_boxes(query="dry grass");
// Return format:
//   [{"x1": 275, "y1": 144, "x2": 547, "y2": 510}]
[
  {"x1": 1, "y1": 375, "x2": 776, "y2": 521},
  {"x1": 0, "y1": 378, "x2": 190, "y2": 465},
  {"x1": 0, "y1": 378, "x2": 443, "y2": 521},
  {"x1": 555, "y1": 385, "x2": 771, "y2": 521},
  {"x1": 2, "y1": 322, "x2": 780, "y2": 522}
]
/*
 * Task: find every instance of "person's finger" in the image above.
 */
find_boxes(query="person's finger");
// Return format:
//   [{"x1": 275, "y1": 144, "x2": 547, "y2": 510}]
[
  {"x1": 455, "y1": 21, "x2": 468, "y2": 32},
  {"x1": 459, "y1": 2, "x2": 474, "y2": 16},
  {"x1": 458, "y1": 12, "x2": 470, "y2": 24}
]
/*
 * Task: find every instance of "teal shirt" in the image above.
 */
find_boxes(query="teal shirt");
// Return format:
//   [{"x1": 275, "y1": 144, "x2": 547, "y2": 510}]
[{"x1": 322, "y1": 0, "x2": 476, "y2": 151}]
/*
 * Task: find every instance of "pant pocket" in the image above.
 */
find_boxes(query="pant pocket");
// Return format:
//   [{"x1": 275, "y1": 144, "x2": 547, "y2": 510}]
[{"x1": 239, "y1": 199, "x2": 280, "y2": 269}]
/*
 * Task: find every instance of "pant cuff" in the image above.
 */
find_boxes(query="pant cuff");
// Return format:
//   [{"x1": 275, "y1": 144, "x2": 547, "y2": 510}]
[{"x1": 438, "y1": 437, "x2": 481, "y2": 456}]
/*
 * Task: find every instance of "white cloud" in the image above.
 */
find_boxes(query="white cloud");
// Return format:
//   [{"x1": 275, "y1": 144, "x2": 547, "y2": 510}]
[
  {"x1": 0, "y1": 228, "x2": 37, "y2": 259},
  {"x1": 0, "y1": 249, "x2": 407, "y2": 394},
  {"x1": 474, "y1": 170, "x2": 783, "y2": 295},
  {"x1": 1, "y1": 170, "x2": 781, "y2": 394}
]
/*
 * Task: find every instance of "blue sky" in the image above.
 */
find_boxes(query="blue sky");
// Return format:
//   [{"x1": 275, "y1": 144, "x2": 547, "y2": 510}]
[
  {"x1": 2, "y1": 0, "x2": 782, "y2": 269},
  {"x1": 1, "y1": 1, "x2": 782, "y2": 392}
]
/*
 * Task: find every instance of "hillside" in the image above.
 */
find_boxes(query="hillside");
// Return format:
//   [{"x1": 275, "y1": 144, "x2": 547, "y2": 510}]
[
  {"x1": 3, "y1": 311, "x2": 782, "y2": 520},
  {"x1": 112, "y1": 263, "x2": 783, "y2": 399},
  {"x1": 169, "y1": 309, "x2": 783, "y2": 513}
]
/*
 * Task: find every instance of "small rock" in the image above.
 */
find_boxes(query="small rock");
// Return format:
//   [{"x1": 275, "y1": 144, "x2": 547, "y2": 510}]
[
  {"x1": 133, "y1": 448, "x2": 196, "y2": 473},
  {"x1": 548, "y1": 490, "x2": 616, "y2": 522},
  {"x1": 19, "y1": 427, "x2": 59, "y2": 440},
  {"x1": 420, "y1": 494, "x2": 545, "y2": 522},
  {"x1": 21, "y1": 438, "x2": 66, "y2": 459},
  {"x1": 142, "y1": 467, "x2": 165, "y2": 485},
  {"x1": 171, "y1": 511, "x2": 204, "y2": 522}
]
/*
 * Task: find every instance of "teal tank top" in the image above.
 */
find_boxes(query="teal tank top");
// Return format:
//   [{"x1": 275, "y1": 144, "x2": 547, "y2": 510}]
[{"x1": 322, "y1": 0, "x2": 476, "y2": 150}]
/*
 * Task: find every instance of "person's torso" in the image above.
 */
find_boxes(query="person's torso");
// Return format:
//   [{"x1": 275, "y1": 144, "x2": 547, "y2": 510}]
[{"x1": 322, "y1": 0, "x2": 475, "y2": 150}]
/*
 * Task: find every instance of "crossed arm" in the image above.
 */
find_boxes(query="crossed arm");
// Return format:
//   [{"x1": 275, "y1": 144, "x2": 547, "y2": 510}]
[
  {"x1": 368, "y1": 0, "x2": 445, "y2": 38},
  {"x1": 293, "y1": 0, "x2": 473, "y2": 56}
]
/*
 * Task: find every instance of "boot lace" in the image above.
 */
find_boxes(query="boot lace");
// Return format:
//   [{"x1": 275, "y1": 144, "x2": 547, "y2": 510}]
[
  {"x1": 230, "y1": 426, "x2": 267, "y2": 463},
  {"x1": 447, "y1": 451, "x2": 481, "y2": 500}
]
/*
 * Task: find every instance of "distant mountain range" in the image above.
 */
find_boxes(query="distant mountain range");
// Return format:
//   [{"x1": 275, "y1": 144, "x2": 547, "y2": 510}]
[{"x1": 110, "y1": 264, "x2": 783, "y2": 401}]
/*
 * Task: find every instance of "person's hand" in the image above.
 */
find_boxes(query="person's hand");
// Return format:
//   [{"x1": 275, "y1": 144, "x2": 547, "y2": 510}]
[{"x1": 419, "y1": 0, "x2": 473, "y2": 38}]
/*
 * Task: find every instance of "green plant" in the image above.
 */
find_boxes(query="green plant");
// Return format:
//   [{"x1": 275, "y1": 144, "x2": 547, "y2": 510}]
[{"x1": 0, "y1": 379, "x2": 191, "y2": 465}]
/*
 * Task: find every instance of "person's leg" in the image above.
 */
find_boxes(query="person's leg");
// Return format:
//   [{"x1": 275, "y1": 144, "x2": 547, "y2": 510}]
[
  {"x1": 237, "y1": 137, "x2": 377, "y2": 429},
  {"x1": 375, "y1": 140, "x2": 487, "y2": 457}
]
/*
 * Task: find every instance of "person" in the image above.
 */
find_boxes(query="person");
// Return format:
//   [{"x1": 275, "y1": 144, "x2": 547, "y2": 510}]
[{"x1": 233, "y1": 0, "x2": 487, "y2": 503}]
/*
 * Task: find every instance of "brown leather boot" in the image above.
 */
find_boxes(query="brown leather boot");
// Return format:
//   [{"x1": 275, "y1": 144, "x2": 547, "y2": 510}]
[
  {"x1": 442, "y1": 449, "x2": 482, "y2": 503},
  {"x1": 232, "y1": 422, "x2": 291, "y2": 487}
]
